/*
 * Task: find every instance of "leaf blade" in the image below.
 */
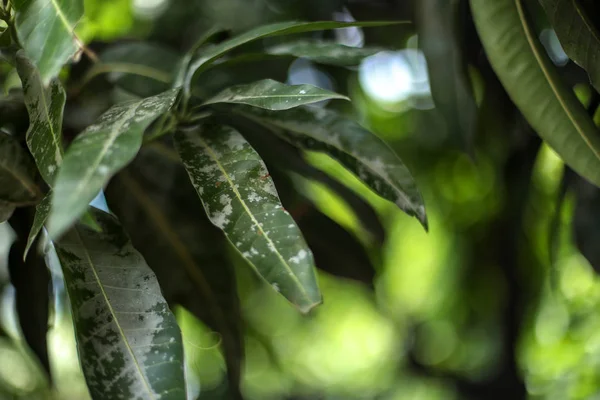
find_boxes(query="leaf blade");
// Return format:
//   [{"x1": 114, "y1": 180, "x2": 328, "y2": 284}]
[
  {"x1": 236, "y1": 106, "x2": 427, "y2": 227},
  {"x1": 49, "y1": 89, "x2": 179, "y2": 239},
  {"x1": 0, "y1": 133, "x2": 41, "y2": 205},
  {"x1": 13, "y1": 0, "x2": 84, "y2": 83},
  {"x1": 470, "y1": 0, "x2": 600, "y2": 186},
  {"x1": 54, "y1": 209, "x2": 186, "y2": 400},
  {"x1": 265, "y1": 39, "x2": 383, "y2": 66},
  {"x1": 203, "y1": 79, "x2": 349, "y2": 110},
  {"x1": 174, "y1": 124, "x2": 321, "y2": 312}
]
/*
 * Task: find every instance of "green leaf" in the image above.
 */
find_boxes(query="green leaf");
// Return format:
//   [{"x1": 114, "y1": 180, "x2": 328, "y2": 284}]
[
  {"x1": 418, "y1": 0, "x2": 477, "y2": 153},
  {"x1": 12, "y1": 0, "x2": 84, "y2": 84},
  {"x1": 470, "y1": 0, "x2": 600, "y2": 186},
  {"x1": 105, "y1": 145, "x2": 244, "y2": 397},
  {"x1": 48, "y1": 89, "x2": 179, "y2": 239},
  {"x1": 24, "y1": 193, "x2": 50, "y2": 259},
  {"x1": 54, "y1": 209, "x2": 186, "y2": 400},
  {"x1": 92, "y1": 42, "x2": 182, "y2": 98},
  {"x1": 0, "y1": 201, "x2": 15, "y2": 223},
  {"x1": 539, "y1": 0, "x2": 600, "y2": 92},
  {"x1": 236, "y1": 106, "x2": 427, "y2": 227},
  {"x1": 174, "y1": 123, "x2": 321, "y2": 312},
  {"x1": 265, "y1": 39, "x2": 383, "y2": 66},
  {"x1": 0, "y1": 133, "x2": 41, "y2": 205},
  {"x1": 185, "y1": 20, "x2": 405, "y2": 95},
  {"x1": 16, "y1": 52, "x2": 66, "y2": 186},
  {"x1": 203, "y1": 79, "x2": 349, "y2": 110}
]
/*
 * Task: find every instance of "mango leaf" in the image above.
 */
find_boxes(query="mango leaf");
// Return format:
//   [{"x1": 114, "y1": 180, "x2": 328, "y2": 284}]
[
  {"x1": 0, "y1": 201, "x2": 15, "y2": 223},
  {"x1": 236, "y1": 106, "x2": 427, "y2": 227},
  {"x1": 92, "y1": 42, "x2": 182, "y2": 98},
  {"x1": 54, "y1": 209, "x2": 186, "y2": 400},
  {"x1": 174, "y1": 123, "x2": 321, "y2": 312},
  {"x1": 0, "y1": 133, "x2": 41, "y2": 205},
  {"x1": 48, "y1": 89, "x2": 179, "y2": 239},
  {"x1": 265, "y1": 39, "x2": 383, "y2": 66},
  {"x1": 203, "y1": 79, "x2": 349, "y2": 110},
  {"x1": 16, "y1": 52, "x2": 66, "y2": 186},
  {"x1": 185, "y1": 20, "x2": 404, "y2": 95},
  {"x1": 539, "y1": 0, "x2": 600, "y2": 92},
  {"x1": 12, "y1": 0, "x2": 84, "y2": 84},
  {"x1": 418, "y1": 0, "x2": 477, "y2": 153},
  {"x1": 105, "y1": 145, "x2": 243, "y2": 397},
  {"x1": 470, "y1": 0, "x2": 600, "y2": 187},
  {"x1": 24, "y1": 193, "x2": 50, "y2": 259}
]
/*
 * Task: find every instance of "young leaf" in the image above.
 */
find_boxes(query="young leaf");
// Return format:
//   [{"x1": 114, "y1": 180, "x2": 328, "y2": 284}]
[
  {"x1": 185, "y1": 20, "x2": 404, "y2": 95},
  {"x1": 0, "y1": 133, "x2": 41, "y2": 205},
  {"x1": 105, "y1": 145, "x2": 244, "y2": 397},
  {"x1": 236, "y1": 106, "x2": 427, "y2": 228},
  {"x1": 12, "y1": 0, "x2": 84, "y2": 84},
  {"x1": 16, "y1": 52, "x2": 66, "y2": 186},
  {"x1": 539, "y1": 0, "x2": 600, "y2": 92},
  {"x1": 91, "y1": 42, "x2": 182, "y2": 98},
  {"x1": 418, "y1": 0, "x2": 477, "y2": 153},
  {"x1": 174, "y1": 124, "x2": 321, "y2": 312},
  {"x1": 470, "y1": 0, "x2": 600, "y2": 187},
  {"x1": 48, "y1": 89, "x2": 179, "y2": 239},
  {"x1": 202, "y1": 79, "x2": 349, "y2": 110},
  {"x1": 265, "y1": 39, "x2": 383, "y2": 66},
  {"x1": 54, "y1": 209, "x2": 186, "y2": 400}
]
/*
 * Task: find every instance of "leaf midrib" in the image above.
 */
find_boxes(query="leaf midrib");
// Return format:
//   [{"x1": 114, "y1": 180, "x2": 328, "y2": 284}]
[
  {"x1": 72, "y1": 226, "x2": 156, "y2": 399},
  {"x1": 196, "y1": 135, "x2": 312, "y2": 301},
  {"x1": 516, "y1": 0, "x2": 600, "y2": 161}
]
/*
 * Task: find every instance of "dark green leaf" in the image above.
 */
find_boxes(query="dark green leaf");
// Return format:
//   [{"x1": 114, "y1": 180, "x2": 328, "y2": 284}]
[
  {"x1": 24, "y1": 193, "x2": 50, "y2": 259},
  {"x1": 48, "y1": 89, "x2": 179, "y2": 239},
  {"x1": 0, "y1": 133, "x2": 41, "y2": 205},
  {"x1": 93, "y1": 42, "x2": 182, "y2": 98},
  {"x1": 185, "y1": 20, "x2": 405, "y2": 95},
  {"x1": 470, "y1": 0, "x2": 600, "y2": 186},
  {"x1": 266, "y1": 39, "x2": 383, "y2": 66},
  {"x1": 12, "y1": 0, "x2": 84, "y2": 84},
  {"x1": 203, "y1": 79, "x2": 348, "y2": 110},
  {"x1": 0, "y1": 201, "x2": 15, "y2": 223},
  {"x1": 105, "y1": 144, "x2": 243, "y2": 397},
  {"x1": 418, "y1": 0, "x2": 477, "y2": 153},
  {"x1": 236, "y1": 106, "x2": 427, "y2": 227},
  {"x1": 539, "y1": 0, "x2": 600, "y2": 92},
  {"x1": 174, "y1": 123, "x2": 321, "y2": 312},
  {"x1": 16, "y1": 52, "x2": 66, "y2": 186},
  {"x1": 54, "y1": 209, "x2": 187, "y2": 400}
]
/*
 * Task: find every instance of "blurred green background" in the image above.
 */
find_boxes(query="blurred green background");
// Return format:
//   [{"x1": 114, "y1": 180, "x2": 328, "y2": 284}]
[{"x1": 1, "y1": 0, "x2": 599, "y2": 399}]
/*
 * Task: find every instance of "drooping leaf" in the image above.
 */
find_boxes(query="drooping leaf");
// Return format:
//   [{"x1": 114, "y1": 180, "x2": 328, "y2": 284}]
[
  {"x1": 12, "y1": 0, "x2": 84, "y2": 84},
  {"x1": 54, "y1": 209, "x2": 187, "y2": 400},
  {"x1": 236, "y1": 106, "x2": 427, "y2": 227},
  {"x1": 24, "y1": 193, "x2": 50, "y2": 259},
  {"x1": 203, "y1": 79, "x2": 348, "y2": 110},
  {"x1": 265, "y1": 39, "x2": 383, "y2": 66},
  {"x1": 16, "y1": 52, "x2": 66, "y2": 186},
  {"x1": 91, "y1": 42, "x2": 182, "y2": 98},
  {"x1": 0, "y1": 133, "x2": 41, "y2": 205},
  {"x1": 105, "y1": 145, "x2": 243, "y2": 397},
  {"x1": 48, "y1": 89, "x2": 179, "y2": 239},
  {"x1": 539, "y1": 0, "x2": 600, "y2": 92},
  {"x1": 185, "y1": 20, "x2": 405, "y2": 95},
  {"x1": 470, "y1": 0, "x2": 600, "y2": 186},
  {"x1": 418, "y1": 0, "x2": 477, "y2": 153},
  {"x1": 174, "y1": 123, "x2": 321, "y2": 312},
  {"x1": 8, "y1": 208, "x2": 51, "y2": 377}
]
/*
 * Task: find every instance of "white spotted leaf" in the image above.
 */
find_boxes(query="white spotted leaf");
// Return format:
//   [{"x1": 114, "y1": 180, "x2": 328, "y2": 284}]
[
  {"x1": 237, "y1": 106, "x2": 427, "y2": 227},
  {"x1": 12, "y1": 0, "x2": 84, "y2": 84},
  {"x1": 54, "y1": 209, "x2": 186, "y2": 400},
  {"x1": 202, "y1": 79, "x2": 348, "y2": 110},
  {"x1": 49, "y1": 89, "x2": 179, "y2": 239},
  {"x1": 16, "y1": 52, "x2": 66, "y2": 186},
  {"x1": 174, "y1": 123, "x2": 321, "y2": 312}
]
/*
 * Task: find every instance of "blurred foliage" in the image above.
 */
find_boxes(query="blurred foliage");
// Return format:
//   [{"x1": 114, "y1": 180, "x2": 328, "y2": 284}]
[{"x1": 2, "y1": 0, "x2": 600, "y2": 399}]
